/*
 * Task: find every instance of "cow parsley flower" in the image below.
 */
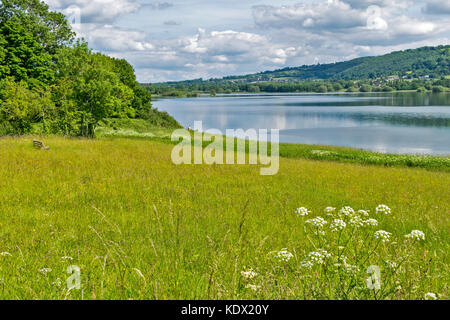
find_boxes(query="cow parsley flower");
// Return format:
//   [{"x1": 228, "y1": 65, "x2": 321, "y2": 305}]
[
  {"x1": 339, "y1": 206, "x2": 355, "y2": 217},
  {"x1": 405, "y1": 230, "x2": 425, "y2": 241},
  {"x1": 0, "y1": 252, "x2": 12, "y2": 257},
  {"x1": 246, "y1": 284, "x2": 261, "y2": 292},
  {"x1": 275, "y1": 249, "x2": 294, "y2": 262},
  {"x1": 330, "y1": 219, "x2": 346, "y2": 232},
  {"x1": 349, "y1": 215, "x2": 364, "y2": 228},
  {"x1": 385, "y1": 260, "x2": 398, "y2": 270},
  {"x1": 424, "y1": 292, "x2": 438, "y2": 300},
  {"x1": 61, "y1": 256, "x2": 73, "y2": 261},
  {"x1": 344, "y1": 263, "x2": 360, "y2": 275},
  {"x1": 374, "y1": 230, "x2": 392, "y2": 243},
  {"x1": 296, "y1": 207, "x2": 310, "y2": 217},
  {"x1": 358, "y1": 210, "x2": 370, "y2": 217},
  {"x1": 324, "y1": 207, "x2": 336, "y2": 215},
  {"x1": 306, "y1": 217, "x2": 328, "y2": 228},
  {"x1": 376, "y1": 204, "x2": 391, "y2": 215},
  {"x1": 300, "y1": 249, "x2": 331, "y2": 268},
  {"x1": 363, "y1": 219, "x2": 378, "y2": 227},
  {"x1": 39, "y1": 268, "x2": 53, "y2": 274},
  {"x1": 241, "y1": 269, "x2": 258, "y2": 280}
]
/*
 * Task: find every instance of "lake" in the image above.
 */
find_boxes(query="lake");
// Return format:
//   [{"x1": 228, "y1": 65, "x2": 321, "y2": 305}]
[{"x1": 154, "y1": 92, "x2": 450, "y2": 155}]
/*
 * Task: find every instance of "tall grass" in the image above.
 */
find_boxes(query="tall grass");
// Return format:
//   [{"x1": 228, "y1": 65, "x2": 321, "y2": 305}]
[{"x1": 0, "y1": 136, "x2": 448, "y2": 299}]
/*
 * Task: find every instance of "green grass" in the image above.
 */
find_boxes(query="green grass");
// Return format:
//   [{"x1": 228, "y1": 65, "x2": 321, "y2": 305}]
[
  {"x1": 96, "y1": 120, "x2": 450, "y2": 172},
  {"x1": 0, "y1": 136, "x2": 448, "y2": 300}
]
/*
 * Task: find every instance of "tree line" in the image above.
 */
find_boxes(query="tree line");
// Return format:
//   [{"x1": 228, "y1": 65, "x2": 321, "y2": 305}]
[{"x1": 144, "y1": 78, "x2": 450, "y2": 97}]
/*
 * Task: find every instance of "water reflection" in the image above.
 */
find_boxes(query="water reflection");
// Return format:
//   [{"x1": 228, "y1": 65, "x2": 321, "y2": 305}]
[{"x1": 155, "y1": 93, "x2": 450, "y2": 155}]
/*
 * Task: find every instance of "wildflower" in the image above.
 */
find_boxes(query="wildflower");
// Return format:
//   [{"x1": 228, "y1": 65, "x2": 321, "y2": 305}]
[
  {"x1": 358, "y1": 210, "x2": 370, "y2": 217},
  {"x1": 344, "y1": 263, "x2": 360, "y2": 275},
  {"x1": 0, "y1": 252, "x2": 12, "y2": 257},
  {"x1": 405, "y1": 230, "x2": 425, "y2": 241},
  {"x1": 246, "y1": 284, "x2": 261, "y2": 292},
  {"x1": 39, "y1": 268, "x2": 52, "y2": 274},
  {"x1": 374, "y1": 230, "x2": 392, "y2": 243},
  {"x1": 339, "y1": 206, "x2": 355, "y2": 217},
  {"x1": 424, "y1": 292, "x2": 438, "y2": 300},
  {"x1": 300, "y1": 249, "x2": 331, "y2": 268},
  {"x1": 376, "y1": 204, "x2": 391, "y2": 215},
  {"x1": 363, "y1": 219, "x2": 378, "y2": 227},
  {"x1": 306, "y1": 217, "x2": 328, "y2": 228},
  {"x1": 348, "y1": 215, "x2": 364, "y2": 228},
  {"x1": 61, "y1": 256, "x2": 73, "y2": 261},
  {"x1": 52, "y1": 278, "x2": 62, "y2": 287},
  {"x1": 385, "y1": 260, "x2": 398, "y2": 270},
  {"x1": 296, "y1": 207, "x2": 310, "y2": 217},
  {"x1": 275, "y1": 249, "x2": 294, "y2": 263},
  {"x1": 241, "y1": 269, "x2": 258, "y2": 280},
  {"x1": 330, "y1": 219, "x2": 346, "y2": 232},
  {"x1": 324, "y1": 207, "x2": 336, "y2": 215}
]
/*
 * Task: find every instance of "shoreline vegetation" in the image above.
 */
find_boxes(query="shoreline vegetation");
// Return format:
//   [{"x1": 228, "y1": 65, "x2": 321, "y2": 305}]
[
  {"x1": 148, "y1": 84, "x2": 450, "y2": 98},
  {"x1": 92, "y1": 118, "x2": 450, "y2": 172}
]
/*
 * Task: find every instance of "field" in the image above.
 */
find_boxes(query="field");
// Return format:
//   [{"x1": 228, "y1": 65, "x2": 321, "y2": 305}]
[{"x1": 0, "y1": 136, "x2": 448, "y2": 300}]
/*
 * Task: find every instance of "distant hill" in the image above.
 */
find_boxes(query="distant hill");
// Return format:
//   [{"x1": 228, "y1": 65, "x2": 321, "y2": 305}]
[
  {"x1": 236, "y1": 45, "x2": 450, "y2": 82},
  {"x1": 161, "y1": 45, "x2": 450, "y2": 85}
]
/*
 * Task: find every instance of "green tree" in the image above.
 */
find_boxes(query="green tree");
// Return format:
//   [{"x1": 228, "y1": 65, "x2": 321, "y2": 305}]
[
  {"x1": 0, "y1": 77, "x2": 51, "y2": 134},
  {"x1": 54, "y1": 44, "x2": 133, "y2": 137},
  {"x1": 0, "y1": 19, "x2": 54, "y2": 86},
  {"x1": 0, "y1": 0, "x2": 74, "y2": 53}
]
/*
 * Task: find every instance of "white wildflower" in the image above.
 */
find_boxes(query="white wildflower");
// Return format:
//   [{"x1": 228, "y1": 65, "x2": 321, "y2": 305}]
[
  {"x1": 296, "y1": 207, "x2": 310, "y2": 217},
  {"x1": 358, "y1": 210, "x2": 370, "y2": 217},
  {"x1": 424, "y1": 292, "x2": 438, "y2": 300},
  {"x1": 405, "y1": 230, "x2": 425, "y2": 241},
  {"x1": 275, "y1": 249, "x2": 294, "y2": 263},
  {"x1": 39, "y1": 268, "x2": 53, "y2": 274},
  {"x1": 324, "y1": 207, "x2": 336, "y2": 215},
  {"x1": 300, "y1": 249, "x2": 331, "y2": 268},
  {"x1": 348, "y1": 215, "x2": 364, "y2": 228},
  {"x1": 385, "y1": 260, "x2": 398, "y2": 270},
  {"x1": 241, "y1": 269, "x2": 258, "y2": 280},
  {"x1": 0, "y1": 252, "x2": 12, "y2": 256},
  {"x1": 245, "y1": 284, "x2": 261, "y2": 292},
  {"x1": 306, "y1": 217, "x2": 328, "y2": 228},
  {"x1": 376, "y1": 204, "x2": 391, "y2": 215},
  {"x1": 344, "y1": 263, "x2": 360, "y2": 275},
  {"x1": 330, "y1": 219, "x2": 346, "y2": 232},
  {"x1": 363, "y1": 219, "x2": 378, "y2": 227},
  {"x1": 61, "y1": 256, "x2": 73, "y2": 261},
  {"x1": 52, "y1": 278, "x2": 62, "y2": 287},
  {"x1": 374, "y1": 230, "x2": 392, "y2": 243},
  {"x1": 339, "y1": 206, "x2": 355, "y2": 217}
]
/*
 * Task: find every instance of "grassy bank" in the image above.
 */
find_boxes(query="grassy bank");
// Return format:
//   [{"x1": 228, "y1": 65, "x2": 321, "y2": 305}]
[
  {"x1": 96, "y1": 120, "x2": 450, "y2": 172},
  {"x1": 0, "y1": 136, "x2": 448, "y2": 299}
]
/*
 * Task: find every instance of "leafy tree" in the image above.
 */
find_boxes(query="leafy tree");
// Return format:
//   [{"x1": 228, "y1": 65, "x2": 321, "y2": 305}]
[
  {"x1": 54, "y1": 43, "x2": 133, "y2": 137},
  {"x1": 0, "y1": 19, "x2": 54, "y2": 86},
  {"x1": 0, "y1": 0, "x2": 74, "y2": 53},
  {"x1": 0, "y1": 77, "x2": 51, "y2": 134}
]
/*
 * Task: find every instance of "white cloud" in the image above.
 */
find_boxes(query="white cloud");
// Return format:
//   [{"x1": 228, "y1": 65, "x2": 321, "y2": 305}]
[
  {"x1": 45, "y1": 0, "x2": 140, "y2": 23},
  {"x1": 253, "y1": 0, "x2": 366, "y2": 30},
  {"x1": 43, "y1": 0, "x2": 450, "y2": 82},
  {"x1": 78, "y1": 24, "x2": 154, "y2": 52}
]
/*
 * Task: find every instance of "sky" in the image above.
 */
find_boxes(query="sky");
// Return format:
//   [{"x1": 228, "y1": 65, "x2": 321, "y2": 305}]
[{"x1": 44, "y1": 0, "x2": 450, "y2": 82}]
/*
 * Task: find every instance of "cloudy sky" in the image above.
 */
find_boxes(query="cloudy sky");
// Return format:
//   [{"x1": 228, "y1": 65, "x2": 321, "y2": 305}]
[{"x1": 44, "y1": 0, "x2": 450, "y2": 82}]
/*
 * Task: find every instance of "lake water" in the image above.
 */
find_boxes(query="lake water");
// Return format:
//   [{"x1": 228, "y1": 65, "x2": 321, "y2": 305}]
[{"x1": 154, "y1": 93, "x2": 450, "y2": 155}]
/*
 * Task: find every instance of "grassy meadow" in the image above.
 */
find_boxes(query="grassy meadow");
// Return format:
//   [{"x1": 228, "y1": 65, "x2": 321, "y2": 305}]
[{"x1": 0, "y1": 136, "x2": 448, "y2": 300}]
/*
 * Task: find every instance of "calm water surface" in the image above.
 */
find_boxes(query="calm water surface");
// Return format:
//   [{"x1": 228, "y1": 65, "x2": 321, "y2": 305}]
[{"x1": 154, "y1": 93, "x2": 450, "y2": 155}]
